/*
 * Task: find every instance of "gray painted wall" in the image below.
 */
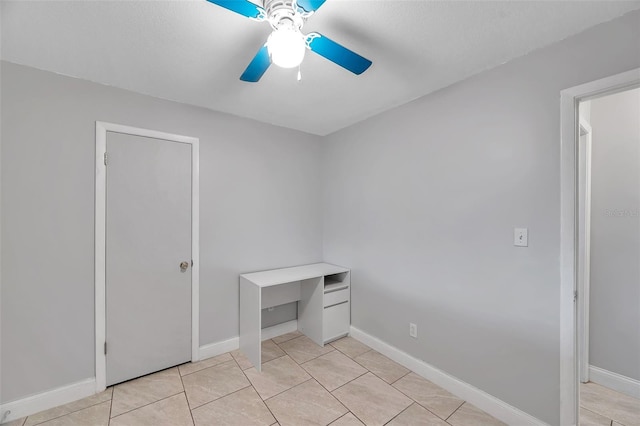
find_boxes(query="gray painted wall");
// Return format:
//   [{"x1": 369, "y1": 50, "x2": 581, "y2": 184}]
[
  {"x1": 589, "y1": 88, "x2": 640, "y2": 381},
  {"x1": 262, "y1": 302, "x2": 298, "y2": 328},
  {"x1": 0, "y1": 62, "x2": 322, "y2": 403},
  {"x1": 322, "y1": 11, "x2": 640, "y2": 426}
]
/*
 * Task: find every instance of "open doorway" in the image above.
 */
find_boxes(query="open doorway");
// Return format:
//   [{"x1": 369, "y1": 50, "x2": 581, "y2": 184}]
[
  {"x1": 560, "y1": 68, "x2": 640, "y2": 426},
  {"x1": 576, "y1": 88, "x2": 640, "y2": 425}
]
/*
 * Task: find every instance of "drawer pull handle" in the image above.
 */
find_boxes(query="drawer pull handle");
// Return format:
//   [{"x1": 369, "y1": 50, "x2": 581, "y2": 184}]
[
  {"x1": 324, "y1": 300, "x2": 349, "y2": 309},
  {"x1": 324, "y1": 285, "x2": 349, "y2": 294}
]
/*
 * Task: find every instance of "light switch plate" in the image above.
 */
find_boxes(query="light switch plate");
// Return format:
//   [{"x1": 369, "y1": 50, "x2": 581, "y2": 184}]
[{"x1": 514, "y1": 228, "x2": 528, "y2": 247}]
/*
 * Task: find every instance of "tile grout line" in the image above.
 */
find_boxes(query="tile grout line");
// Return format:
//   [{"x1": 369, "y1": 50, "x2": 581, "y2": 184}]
[
  {"x1": 260, "y1": 353, "x2": 288, "y2": 365},
  {"x1": 385, "y1": 370, "x2": 466, "y2": 422},
  {"x1": 263, "y1": 377, "x2": 315, "y2": 403},
  {"x1": 281, "y1": 339, "x2": 379, "y2": 396},
  {"x1": 347, "y1": 350, "x2": 411, "y2": 386},
  {"x1": 390, "y1": 370, "x2": 412, "y2": 385},
  {"x1": 177, "y1": 367, "x2": 196, "y2": 426},
  {"x1": 297, "y1": 356, "x2": 369, "y2": 392},
  {"x1": 323, "y1": 370, "x2": 371, "y2": 425},
  {"x1": 336, "y1": 343, "x2": 471, "y2": 423},
  {"x1": 328, "y1": 411, "x2": 355, "y2": 425},
  {"x1": 264, "y1": 375, "x2": 353, "y2": 426},
  {"x1": 328, "y1": 340, "x2": 417, "y2": 391},
  {"x1": 230, "y1": 351, "x2": 255, "y2": 372},
  {"x1": 272, "y1": 336, "x2": 338, "y2": 365},
  {"x1": 382, "y1": 402, "x2": 415, "y2": 425},
  {"x1": 325, "y1": 341, "x2": 462, "y2": 424},
  {"x1": 580, "y1": 406, "x2": 616, "y2": 425},
  {"x1": 281, "y1": 339, "x2": 377, "y2": 421},
  {"x1": 271, "y1": 331, "x2": 303, "y2": 345},
  {"x1": 187, "y1": 383, "x2": 252, "y2": 411},
  {"x1": 387, "y1": 378, "x2": 454, "y2": 422},
  {"x1": 235, "y1": 356, "x2": 282, "y2": 424},
  {"x1": 299, "y1": 353, "x2": 372, "y2": 426},
  {"x1": 328, "y1": 341, "x2": 373, "y2": 361},
  {"x1": 107, "y1": 387, "x2": 114, "y2": 426},
  {"x1": 348, "y1": 411, "x2": 368, "y2": 426},
  {"x1": 109, "y1": 391, "x2": 185, "y2": 420},
  {"x1": 445, "y1": 401, "x2": 466, "y2": 421},
  {"x1": 317, "y1": 342, "x2": 382, "y2": 393},
  {"x1": 25, "y1": 395, "x2": 114, "y2": 426},
  {"x1": 179, "y1": 357, "x2": 235, "y2": 378},
  {"x1": 240, "y1": 351, "x2": 315, "y2": 402},
  {"x1": 290, "y1": 372, "x2": 350, "y2": 422},
  {"x1": 188, "y1": 383, "x2": 254, "y2": 411},
  {"x1": 581, "y1": 382, "x2": 640, "y2": 425},
  {"x1": 272, "y1": 336, "x2": 337, "y2": 367},
  {"x1": 351, "y1": 357, "x2": 409, "y2": 387},
  {"x1": 325, "y1": 369, "x2": 370, "y2": 394},
  {"x1": 282, "y1": 347, "x2": 337, "y2": 365}
]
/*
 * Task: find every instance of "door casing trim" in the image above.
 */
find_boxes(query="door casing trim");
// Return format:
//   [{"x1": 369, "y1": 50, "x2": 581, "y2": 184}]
[
  {"x1": 577, "y1": 117, "x2": 592, "y2": 384},
  {"x1": 95, "y1": 121, "x2": 200, "y2": 392},
  {"x1": 559, "y1": 68, "x2": 640, "y2": 425}
]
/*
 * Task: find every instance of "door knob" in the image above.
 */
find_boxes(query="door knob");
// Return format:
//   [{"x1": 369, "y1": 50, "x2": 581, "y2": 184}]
[{"x1": 180, "y1": 261, "x2": 189, "y2": 272}]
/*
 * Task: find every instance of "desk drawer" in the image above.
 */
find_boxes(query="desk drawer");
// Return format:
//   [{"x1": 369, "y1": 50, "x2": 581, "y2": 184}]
[{"x1": 324, "y1": 287, "x2": 349, "y2": 308}]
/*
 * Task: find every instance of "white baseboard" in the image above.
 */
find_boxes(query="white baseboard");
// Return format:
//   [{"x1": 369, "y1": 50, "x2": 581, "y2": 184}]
[
  {"x1": 589, "y1": 365, "x2": 640, "y2": 399},
  {"x1": 198, "y1": 336, "x2": 240, "y2": 360},
  {"x1": 198, "y1": 320, "x2": 298, "y2": 361},
  {"x1": 349, "y1": 326, "x2": 547, "y2": 426},
  {"x1": 2, "y1": 320, "x2": 299, "y2": 424},
  {"x1": 0, "y1": 378, "x2": 95, "y2": 424}
]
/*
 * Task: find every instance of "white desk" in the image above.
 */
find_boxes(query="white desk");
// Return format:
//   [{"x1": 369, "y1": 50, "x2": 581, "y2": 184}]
[{"x1": 239, "y1": 263, "x2": 350, "y2": 371}]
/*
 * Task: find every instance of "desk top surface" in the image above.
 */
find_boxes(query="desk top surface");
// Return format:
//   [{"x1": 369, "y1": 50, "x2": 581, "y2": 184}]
[{"x1": 240, "y1": 263, "x2": 349, "y2": 288}]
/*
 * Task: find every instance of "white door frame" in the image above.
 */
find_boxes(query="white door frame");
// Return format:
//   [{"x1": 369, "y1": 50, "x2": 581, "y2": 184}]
[
  {"x1": 559, "y1": 68, "x2": 640, "y2": 425},
  {"x1": 577, "y1": 117, "x2": 592, "y2": 384},
  {"x1": 95, "y1": 121, "x2": 200, "y2": 392}
]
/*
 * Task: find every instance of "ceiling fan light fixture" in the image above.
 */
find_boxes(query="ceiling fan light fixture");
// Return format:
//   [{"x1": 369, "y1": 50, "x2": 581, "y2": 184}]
[
  {"x1": 267, "y1": 26, "x2": 306, "y2": 68},
  {"x1": 207, "y1": 0, "x2": 372, "y2": 82}
]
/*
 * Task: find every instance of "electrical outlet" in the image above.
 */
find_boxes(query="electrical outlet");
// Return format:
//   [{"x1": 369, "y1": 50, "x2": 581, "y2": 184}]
[{"x1": 409, "y1": 323, "x2": 417, "y2": 338}]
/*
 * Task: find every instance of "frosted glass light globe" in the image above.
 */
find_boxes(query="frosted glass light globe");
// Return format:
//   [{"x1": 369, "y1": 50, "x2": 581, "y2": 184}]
[{"x1": 267, "y1": 27, "x2": 306, "y2": 68}]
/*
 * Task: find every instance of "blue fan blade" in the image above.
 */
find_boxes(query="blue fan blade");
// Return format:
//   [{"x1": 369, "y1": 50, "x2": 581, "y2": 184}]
[
  {"x1": 296, "y1": 0, "x2": 326, "y2": 13},
  {"x1": 240, "y1": 45, "x2": 271, "y2": 82},
  {"x1": 206, "y1": 0, "x2": 265, "y2": 20},
  {"x1": 306, "y1": 33, "x2": 372, "y2": 75}
]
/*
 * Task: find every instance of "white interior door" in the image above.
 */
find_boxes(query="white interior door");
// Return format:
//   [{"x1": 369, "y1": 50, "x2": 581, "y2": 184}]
[{"x1": 105, "y1": 131, "x2": 192, "y2": 386}]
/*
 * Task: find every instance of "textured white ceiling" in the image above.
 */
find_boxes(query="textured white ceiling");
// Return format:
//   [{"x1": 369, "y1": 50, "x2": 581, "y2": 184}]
[{"x1": 2, "y1": 0, "x2": 639, "y2": 135}]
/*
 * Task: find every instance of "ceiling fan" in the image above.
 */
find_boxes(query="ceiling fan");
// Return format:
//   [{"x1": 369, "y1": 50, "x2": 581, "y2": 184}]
[{"x1": 206, "y1": 0, "x2": 373, "y2": 82}]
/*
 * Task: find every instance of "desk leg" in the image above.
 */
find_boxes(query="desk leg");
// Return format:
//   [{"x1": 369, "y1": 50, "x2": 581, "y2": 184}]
[
  {"x1": 240, "y1": 278, "x2": 262, "y2": 371},
  {"x1": 298, "y1": 277, "x2": 324, "y2": 346}
]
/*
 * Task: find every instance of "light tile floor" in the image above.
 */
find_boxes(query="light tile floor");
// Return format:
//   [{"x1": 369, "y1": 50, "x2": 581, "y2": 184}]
[
  {"x1": 7, "y1": 334, "x2": 507, "y2": 426},
  {"x1": 580, "y1": 382, "x2": 640, "y2": 426}
]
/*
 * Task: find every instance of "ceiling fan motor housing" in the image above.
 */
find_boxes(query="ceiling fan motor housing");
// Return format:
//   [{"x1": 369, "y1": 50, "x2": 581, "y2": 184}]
[{"x1": 264, "y1": 0, "x2": 305, "y2": 30}]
